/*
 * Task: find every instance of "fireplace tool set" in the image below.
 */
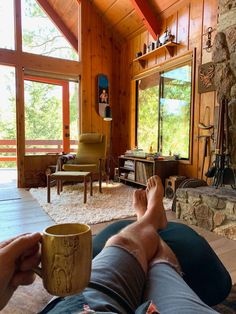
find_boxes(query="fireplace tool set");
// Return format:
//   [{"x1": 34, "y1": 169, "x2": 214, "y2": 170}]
[{"x1": 205, "y1": 98, "x2": 236, "y2": 189}]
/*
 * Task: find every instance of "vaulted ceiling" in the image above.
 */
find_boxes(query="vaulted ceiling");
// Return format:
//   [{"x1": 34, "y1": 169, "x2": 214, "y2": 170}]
[{"x1": 41, "y1": 0, "x2": 180, "y2": 44}]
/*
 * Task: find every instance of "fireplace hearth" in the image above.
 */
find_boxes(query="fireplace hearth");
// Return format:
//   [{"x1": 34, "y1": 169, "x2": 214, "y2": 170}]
[{"x1": 176, "y1": 186, "x2": 236, "y2": 240}]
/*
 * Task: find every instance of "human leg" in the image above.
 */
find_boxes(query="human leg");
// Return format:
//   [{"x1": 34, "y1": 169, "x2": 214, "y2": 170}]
[
  {"x1": 93, "y1": 184, "x2": 231, "y2": 307},
  {"x1": 92, "y1": 219, "x2": 134, "y2": 258},
  {"x1": 144, "y1": 262, "x2": 219, "y2": 314},
  {"x1": 86, "y1": 176, "x2": 167, "y2": 312},
  {"x1": 132, "y1": 200, "x2": 219, "y2": 314},
  {"x1": 92, "y1": 188, "x2": 149, "y2": 258},
  {"x1": 104, "y1": 175, "x2": 167, "y2": 273}
]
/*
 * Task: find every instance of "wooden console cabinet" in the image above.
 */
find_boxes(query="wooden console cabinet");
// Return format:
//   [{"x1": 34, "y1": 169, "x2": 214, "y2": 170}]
[{"x1": 118, "y1": 156, "x2": 178, "y2": 187}]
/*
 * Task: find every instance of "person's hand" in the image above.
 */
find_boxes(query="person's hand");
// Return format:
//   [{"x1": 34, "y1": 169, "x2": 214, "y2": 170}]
[{"x1": 0, "y1": 232, "x2": 41, "y2": 310}]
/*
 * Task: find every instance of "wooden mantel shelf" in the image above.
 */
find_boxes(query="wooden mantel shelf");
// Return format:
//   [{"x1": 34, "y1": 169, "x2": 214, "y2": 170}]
[{"x1": 133, "y1": 42, "x2": 179, "y2": 68}]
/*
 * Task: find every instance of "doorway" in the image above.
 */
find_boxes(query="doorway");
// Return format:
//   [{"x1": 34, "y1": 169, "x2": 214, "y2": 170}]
[{"x1": 24, "y1": 76, "x2": 79, "y2": 156}]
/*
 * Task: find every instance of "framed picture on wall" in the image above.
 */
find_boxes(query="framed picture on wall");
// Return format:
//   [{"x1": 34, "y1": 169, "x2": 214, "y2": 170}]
[
  {"x1": 97, "y1": 74, "x2": 109, "y2": 117},
  {"x1": 198, "y1": 62, "x2": 216, "y2": 93}
]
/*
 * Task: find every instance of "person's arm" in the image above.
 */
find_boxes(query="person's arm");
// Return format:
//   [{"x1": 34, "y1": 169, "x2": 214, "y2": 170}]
[{"x1": 0, "y1": 232, "x2": 41, "y2": 310}]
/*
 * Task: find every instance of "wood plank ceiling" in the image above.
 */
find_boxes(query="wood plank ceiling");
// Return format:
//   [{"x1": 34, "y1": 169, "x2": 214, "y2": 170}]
[{"x1": 45, "y1": 0, "x2": 180, "y2": 41}]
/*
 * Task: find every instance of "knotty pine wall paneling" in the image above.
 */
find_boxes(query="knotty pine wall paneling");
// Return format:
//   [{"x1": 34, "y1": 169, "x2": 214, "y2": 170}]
[
  {"x1": 91, "y1": 6, "x2": 104, "y2": 134},
  {"x1": 120, "y1": 41, "x2": 132, "y2": 154},
  {"x1": 126, "y1": 0, "x2": 218, "y2": 179},
  {"x1": 80, "y1": 0, "x2": 128, "y2": 171},
  {"x1": 80, "y1": 0, "x2": 93, "y2": 133},
  {"x1": 101, "y1": 24, "x2": 114, "y2": 147},
  {"x1": 179, "y1": 0, "x2": 204, "y2": 178},
  {"x1": 110, "y1": 41, "x2": 120, "y2": 166},
  {"x1": 197, "y1": 0, "x2": 218, "y2": 180},
  {"x1": 176, "y1": 3, "x2": 190, "y2": 55},
  {"x1": 24, "y1": 155, "x2": 59, "y2": 188}
]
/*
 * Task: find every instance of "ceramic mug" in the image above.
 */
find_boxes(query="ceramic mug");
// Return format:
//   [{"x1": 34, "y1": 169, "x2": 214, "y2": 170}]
[{"x1": 34, "y1": 223, "x2": 92, "y2": 296}]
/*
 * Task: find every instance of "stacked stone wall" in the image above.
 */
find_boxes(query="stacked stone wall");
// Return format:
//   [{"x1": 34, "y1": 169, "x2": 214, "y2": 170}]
[
  {"x1": 212, "y1": 0, "x2": 236, "y2": 167},
  {"x1": 176, "y1": 186, "x2": 236, "y2": 239}
]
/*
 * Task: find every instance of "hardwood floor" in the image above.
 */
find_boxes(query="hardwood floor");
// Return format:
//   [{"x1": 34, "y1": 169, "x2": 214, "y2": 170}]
[{"x1": 0, "y1": 168, "x2": 236, "y2": 285}]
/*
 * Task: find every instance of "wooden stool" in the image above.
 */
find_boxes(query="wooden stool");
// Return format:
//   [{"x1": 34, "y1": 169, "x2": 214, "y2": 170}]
[{"x1": 47, "y1": 171, "x2": 93, "y2": 204}]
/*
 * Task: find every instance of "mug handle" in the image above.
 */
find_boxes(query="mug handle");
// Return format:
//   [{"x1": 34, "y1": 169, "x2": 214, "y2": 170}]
[{"x1": 32, "y1": 266, "x2": 42, "y2": 277}]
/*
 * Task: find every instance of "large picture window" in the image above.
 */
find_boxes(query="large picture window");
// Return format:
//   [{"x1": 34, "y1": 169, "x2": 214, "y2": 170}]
[
  {"x1": 22, "y1": 0, "x2": 78, "y2": 60},
  {"x1": 136, "y1": 62, "x2": 192, "y2": 160},
  {"x1": 0, "y1": 0, "x2": 15, "y2": 50}
]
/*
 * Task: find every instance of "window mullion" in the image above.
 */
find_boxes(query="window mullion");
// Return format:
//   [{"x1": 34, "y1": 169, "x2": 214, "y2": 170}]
[{"x1": 158, "y1": 74, "x2": 164, "y2": 153}]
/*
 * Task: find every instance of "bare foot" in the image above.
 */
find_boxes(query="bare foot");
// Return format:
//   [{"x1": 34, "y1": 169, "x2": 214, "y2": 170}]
[
  {"x1": 150, "y1": 238, "x2": 182, "y2": 275},
  {"x1": 145, "y1": 176, "x2": 167, "y2": 230},
  {"x1": 133, "y1": 189, "x2": 147, "y2": 220}
]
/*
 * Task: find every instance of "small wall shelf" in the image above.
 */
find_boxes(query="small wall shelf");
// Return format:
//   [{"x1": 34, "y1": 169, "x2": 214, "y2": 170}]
[{"x1": 133, "y1": 42, "x2": 179, "y2": 68}]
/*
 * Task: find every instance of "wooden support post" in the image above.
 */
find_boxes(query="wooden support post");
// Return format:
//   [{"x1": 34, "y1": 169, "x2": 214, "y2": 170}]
[{"x1": 47, "y1": 175, "x2": 51, "y2": 203}]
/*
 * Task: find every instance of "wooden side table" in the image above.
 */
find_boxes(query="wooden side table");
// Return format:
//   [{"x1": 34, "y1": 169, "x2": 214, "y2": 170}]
[{"x1": 47, "y1": 171, "x2": 93, "y2": 204}]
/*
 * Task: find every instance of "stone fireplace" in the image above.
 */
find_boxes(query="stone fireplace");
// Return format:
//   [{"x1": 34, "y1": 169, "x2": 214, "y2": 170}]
[
  {"x1": 212, "y1": 0, "x2": 236, "y2": 167},
  {"x1": 176, "y1": 187, "x2": 236, "y2": 240},
  {"x1": 176, "y1": 1, "x2": 236, "y2": 240}
]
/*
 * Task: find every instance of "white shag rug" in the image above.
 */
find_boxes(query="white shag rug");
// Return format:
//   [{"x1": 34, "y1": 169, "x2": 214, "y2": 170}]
[{"x1": 30, "y1": 182, "x2": 173, "y2": 225}]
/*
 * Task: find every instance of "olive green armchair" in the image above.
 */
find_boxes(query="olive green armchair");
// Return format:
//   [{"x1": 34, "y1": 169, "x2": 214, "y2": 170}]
[{"x1": 61, "y1": 133, "x2": 107, "y2": 192}]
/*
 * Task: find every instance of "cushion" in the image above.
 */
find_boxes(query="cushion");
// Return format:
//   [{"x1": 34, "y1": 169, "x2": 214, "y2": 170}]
[
  {"x1": 79, "y1": 133, "x2": 103, "y2": 144},
  {"x1": 62, "y1": 163, "x2": 97, "y2": 172},
  {"x1": 92, "y1": 220, "x2": 232, "y2": 307}
]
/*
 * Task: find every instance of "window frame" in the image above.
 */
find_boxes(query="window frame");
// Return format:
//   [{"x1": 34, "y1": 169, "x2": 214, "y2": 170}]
[
  {"x1": 135, "y1": 52, "x2": 195, "y2": 163},
  {"x1": 24, "y1": 74, "x2": 80, "y2": 155}
]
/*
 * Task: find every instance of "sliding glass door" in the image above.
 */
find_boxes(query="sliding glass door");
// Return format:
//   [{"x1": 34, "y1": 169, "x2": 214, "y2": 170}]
[{"x1": 24, "y1": 77, "x2": 79, "y2": 155}]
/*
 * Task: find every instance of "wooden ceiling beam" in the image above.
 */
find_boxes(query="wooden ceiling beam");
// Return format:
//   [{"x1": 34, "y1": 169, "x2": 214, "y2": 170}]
[
  {"x1": 36, "y1": 0, "x2": 78, "y2": 52},
  {"x1": 130, "y1": 0, "x2": 160, "y2": 40}
]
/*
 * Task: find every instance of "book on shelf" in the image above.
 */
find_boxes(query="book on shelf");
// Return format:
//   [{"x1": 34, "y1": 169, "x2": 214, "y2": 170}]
[
  {"x1": 120, "y1": 172, "x2": 128, "y2": 179},
  {"x1": 124, "y1": 160, "x2": 135, "y2": 170},
  {"x1": 127, "y1": 172, "x2": 135, "y2": 180},
  {"x1": 136, "y1": 162, "x2": 153, "y2": 184}
]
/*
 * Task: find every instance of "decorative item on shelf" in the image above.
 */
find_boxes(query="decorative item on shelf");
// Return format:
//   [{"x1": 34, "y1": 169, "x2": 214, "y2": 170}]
[
  {"x1": 156, "y1": 37, "x2": 161, "y2": 48},
  {"x1": 149, "y1": 144, "x2": 153, "y2": 154},
  {"x1": 146, "y1": 153, "x2": 160, "y2": 160},
  {"x1": 163, "y1": 28, "x2": 169, "y2": 44},
  {"x1": 167, "y1": 29, "x2": 175, "y2": 42},
  {"x1": 135, "y1": 51, "x2": 142, "y2": 58},
  {"x1": 198, "y1": 62, "x2": 216, "y2": 93},
  {"x1": 173, "y1": 153, "x2": 181, "y2": 160},
  {"x1": 132, "y1": 148, "x2": 146, "y2": 158},
  {"x1": 124, "y1": 148, "x2": 146, "y2": 158},
  {"x1": 203, "y1": 27, "x2": 216, "y2": 52},
  {"x1": 159, "y1": 28, "x2": 175, "y2": 45},
  {"x1": 147, "y1": 42, "x2": 153, "y2": 52},
  {"x1": 143, "y1": 43, "x2": 147, "y2": 54}
]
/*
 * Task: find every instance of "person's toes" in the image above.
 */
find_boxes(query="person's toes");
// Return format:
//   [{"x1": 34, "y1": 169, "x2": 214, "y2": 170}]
[
  {"x1": 146, "y1": 176, "x2": 154, "y2": 191},
  {"x1": 133, "y1": 189, "x2": 142, "y2": 201},
  {"x1": 140, "y1": 189, "x2": 147, "y2": 205}
]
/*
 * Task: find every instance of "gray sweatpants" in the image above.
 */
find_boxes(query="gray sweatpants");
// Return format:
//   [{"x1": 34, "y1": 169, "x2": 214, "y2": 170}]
[
  {"x1": 83, "y1": 246, "x2": 219, "y2": 313},
  {"x1": 40, "y1": 246, "x2": 219, "y2": 313}
]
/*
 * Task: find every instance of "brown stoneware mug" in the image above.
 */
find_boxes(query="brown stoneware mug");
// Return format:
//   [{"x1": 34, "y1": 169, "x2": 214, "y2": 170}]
[{"x1": 34, "y1": 223, "x2": 92, "y2": 296}]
